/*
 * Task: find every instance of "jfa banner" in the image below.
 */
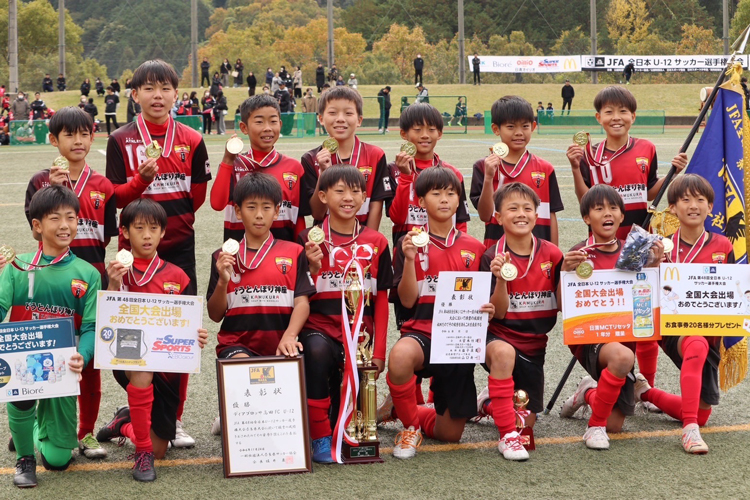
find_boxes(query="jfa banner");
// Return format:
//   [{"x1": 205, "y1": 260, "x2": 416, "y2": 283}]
[
  {"x1": 660, "y1": 263, "x2": 750, "y2": 336},
  {"x1": 561, "y1": 269, "x2": 661, "y2": 345},
  {"x1": 94, "y1": 291, "x2": 203, "y2": 373},
  {"x1": 470, "y1": 56, "x2": 582, "y2": 73},
  {"x1": 582, "y1": 55, "x2": 750, "y2": 72}
]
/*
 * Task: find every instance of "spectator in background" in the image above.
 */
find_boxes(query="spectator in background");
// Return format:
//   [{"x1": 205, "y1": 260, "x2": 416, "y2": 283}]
[
  {"x1": 214, "y1": 90, "x2": 228, "y2": 135},
  {"x1": 336, "y1": 76, "x2": 345, "y2": 86},
  {"x1": 84, "y1": 98, "x2": 98, "y2": 129},
  {"x1": 561, "y1": 79, "x2": 574, "y2": 114},
  {"x1": 11, "y1": 92, "x2": 30, "y2": 120},
  {"x1": 279, "y1": 66, "x2": 290, "y2": 84},
  {"x1": 104, "y1": 86, "x2": 120, "y2": 134},
  {"x1": 262, "y1": 84, "x2": 271, "y2": 95},
  {"x1": 271, "y1": 72, "x2": 282, "y2": 93},
  {"x1": 302, "y1": 87, "x2": 317, "y2": 114},
  {"x1": 56, "y1": 73, "x2": 66, "y2": 91},
  {"x1": 415, "y1": 83, "x2": 429, "y2": 103},
  {"x1": 95, "y1": 77, "x2": 105, "y2": 97},
  {"x1": 234, "y1": 59, "x2": 244, "y2": 88},
  {"x1": 42, "y1": 74, "x2": 53, "y2": 93},
  {"x1": 178, "y1": 92, "x2": 191, "y2": 115},
  {"x1": 293, "y1": 66, "x2": 302, "y2": 99},
  {"x1": 190, "y1": 91, "x2": 200, "y2": 116},
  {"x1": 546, "y1": 102, "x2": 554, "y2": 119},
  {"x1": 124, "y1": 78, "x2": 132, "y2": 98},
  {"x1": 347, "y1": 73, "x2": 358, "y2": 89},
  {"x1": 448, "y1": 96, "x2": 467, "y2": 126},
  {"x1": 220, "y1": 58, "x2": 232, "y2": 87},
  {"x1": 316, "y1": 63, "x2": 325, "y2": 93},
  {"x1": 201, "y1": 90, "x2": 215, "y2": 135},
  {"x1": 414, "y1": 53, "x2": 424, "y2": 85},
  {"x1": 265, "y1": 67, "x2": 274, "y2": 87},
  {"x1": 78, "y1": 95, "x2": 87, "y2": 109},
  {"x1": 210, "y1": 72, "x2": 222, "y2": 97},
  {"x1": 30, "y1": 92, "x2": 47, "y2": 120},
  {"x1": 111, "y1": 79, "x2": 121, "y2": 95},
  {"x1": 472, "y1": 54, "x2": 481, "y2": 85},
  {"x1": 377, "y1": 85, "x2": 391, "y2": 132},
  {"x1": 275, "y1": 81, "x2": 294, "y2": 136},
  {"x1": 126, "y1": 92, "x2": 141, "y2": 124},
  {"x1": 327, "y1": 64, "x2": 339, "y2": 86},
  {"x1": 201, "y1": 57, "x2": 211, "y2": 87},
  {"x1": 247, "y1": 72, "x2": 257, "y2": 96},
  {"x1": 623, "y1": 62, "x2": 635, "y2": 84},
  {"x1": 80, "y1": 78, "x2": 91, "y2": 97},
  {"x1": 536, "y1": 101, "x2": 544, "y2": 125}
]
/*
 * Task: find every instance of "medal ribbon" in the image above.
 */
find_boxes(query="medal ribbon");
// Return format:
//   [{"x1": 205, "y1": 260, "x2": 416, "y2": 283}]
[
  {"x1": 408, "y1": 154, "x2": 441, "y2": 203},
  {"x1": 63, "y1": 164, "x2": 92, "y2": 199},
  {"x1": 234, "y1": 234, "x2": 275, "y2": 274},
  {"x1": 125, "y1": 254, "x2": 162, "y2": 288},
  {"x1": 584, "y1": 136, "x2": 632, "y2": 185},
  {"x1": 497, "y1": 150, "x2": 531, "y2": 180},
  {"x1": 323, "y1": 218, "x2": 361, "y2": 268},
  {"x1": 237, "y1": 149, "x2": 279, "y2": 170},
  {"x1": 136, "y1": 113, "x2": 176, "y2": 158},
  {"x1": 515, "y1": 408, "x2": 531, "y2": 429},
  {"x1": 496, "y1": 235, "x2": 537, "y2": 280},
  {"x1": 580, "y1": 234, "x2": 619, "y2": 252},
  {"x1": 11, "y1": 242, "x2": 70, "y2": 271},
  {"x1": 333, "y1": 136, "x2": 362, "y2": 167},
  {"x1": 670, "y1": 229, "x2": 708, "y2": 263}
]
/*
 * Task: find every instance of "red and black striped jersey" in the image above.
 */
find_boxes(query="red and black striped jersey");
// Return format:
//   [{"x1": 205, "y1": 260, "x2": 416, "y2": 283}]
[
  {"x1": 105, "y1": 120, "x2": 211, "y2": 252},
  {"x1": 300, "y1": 141, "x2": 393, "y2": 223},
  {"x1": 569, "y1": 239, "x2": 624, "y2": 270},
  {"x1": 578, "y1": 138, "x2": 658, "y2": 239},
  {"x1": 387, "y1": 158, "x2": 471, "y2": 243},
  {"x1": 395, "y1": 231, "x2": 486, "y2": 339},
  {"x1": 471, "y1": 154, "x2": 563, "y2": 248},
  {"x1": 25, "y1": 168, "x2": 118, "y2": 281},
  {"x1": 669, "y1": 231, "x2": 735, "y2": 265},
  {"x1": 120, "y1": 257, "x2": 191, "y2": 296},
  {"x1": 482, "y1": 238, "x2": 563, "y2": 356},
  {"x1": 206, "y1": 240, "x2": 316, "y2": 356}
]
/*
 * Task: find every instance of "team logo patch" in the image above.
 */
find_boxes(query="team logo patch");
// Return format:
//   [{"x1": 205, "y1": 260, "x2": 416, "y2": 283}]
[
  {"x1": 460, "y1": 250, "x2": 476, "y2": 268},
  {"x1": 163, "y1": 282, "x2": 182, "y2": 294},
  {"x1": 454, "y1": 277, "x2": 473, "y2": 291},
  {"x1": 540, "y1": 261, "x2": 553, "y2": 279},
  {"x1": 276, "y1": 257, "x2": 292, "y2": 274},
  {"x1": 635, "y1": 157, "x2": 649, "y2": 174},
  {"x1": 712, "y1": 252, "x2": 727, "y2": 263},
  {"x1": 283, "y1": 172, "x2": 298, "y2": 189},
  {"x1": 89, "y1": 190, "x2": 105, "y2": 209},
  {"x1": 250, "y1": 366, "x2": 275, "y2": 384},
  {"x1": 383, "y1": 177, "x2": 392, "y2": 192},
  {"x1": 530, "y1": 171, "x2": 546, "y2": 188},
  {"x1": 357, "y1": 165, "x2": 372, "y2": 181},
  {"x1": 71, "y1": 279, "x2": 89, "y2": 299},
  {"x1": 174, "y1": 144, "x2": 191, "y2": 163}
]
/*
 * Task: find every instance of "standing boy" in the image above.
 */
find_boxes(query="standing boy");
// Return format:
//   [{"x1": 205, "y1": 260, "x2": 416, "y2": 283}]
[{"x1": 104, "y1": 87, "x2": 120, "y2": 135}]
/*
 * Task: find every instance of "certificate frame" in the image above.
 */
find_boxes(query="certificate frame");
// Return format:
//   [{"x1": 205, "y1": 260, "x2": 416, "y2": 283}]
[{"x1": 216, "y1": 356, "x2": 312, "y2": 478}]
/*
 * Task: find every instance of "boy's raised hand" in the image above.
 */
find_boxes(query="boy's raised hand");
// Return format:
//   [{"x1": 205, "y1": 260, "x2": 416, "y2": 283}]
[
  {"x1": 403, "y1": 230, "x2": 419, "y2": 261},
  {"x1": 566, "y1": 143, "x2": 584, "y2": 169},
  {"x1": 316, "y1": 147, "x2": 333, "y2": 171},
  {"x1": 68, "y1": 353, "x2": 84, "y2": 382},
  {"x1": 563, "y1": 249, "x2": 589, "y2": 272},
  {"x1": 394, "y1": 151, "x2": 414, "y2": 175},
  {"x1": 222, "y1": 134, "x2": 241, "y2": 165},
  {"x1": 48, "y1": 165, "x2": 69, "y2": 186},
  {"x1": 197, "y1": 328, "x2": 209, "y2": 349},
  {"x1": 138, "y1": 157, "x2": 159, "y2": 182},
  {"x1": 489, "y1": 252, "x2": 511, "y2": 280},
  {"x1": 106, "y1": 260, "x2": 129, "y2": 291},
  {"x1": 216, "y1": 251, "x2": 236, "y2": 284},
  {"x1": 672, "y1": 152, "x2": 688, "y2": 172},
  {"x1": 305, "y1": 241, "x2": 324, "y2": 275},
  {"x1": 647, "y1": 238, "x2": 665, "y2": 267},
  {"x1": 484, "y1": 154, "x2": 500, "y2": 181}
]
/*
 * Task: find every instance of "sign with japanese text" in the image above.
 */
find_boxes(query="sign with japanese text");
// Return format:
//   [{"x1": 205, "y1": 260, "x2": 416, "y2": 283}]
[
  {"x1": 562, "y1": 269, "x2": 661, "y2": 345},
  {"x1": 94, "y1": 291, "x2": 203, "y2": 373},
  {"x1": 0, "y1": 318, "x2": 79, "y2": 403},
  {"x1": 581, "y1": 55, "x2": 750, "y2": 72},
  {"x1": 217, "y1": 356, "x2": 312, "y2": 477},
  {"x1": 660, "y1": 263, "x2": 750, "y2": 336},
  {"x1": 469, "y1": 55, "x2": 582, "y2": 73}
]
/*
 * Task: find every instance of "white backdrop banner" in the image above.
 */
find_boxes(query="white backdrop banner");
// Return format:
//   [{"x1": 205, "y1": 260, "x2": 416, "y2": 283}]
[
  {"x1": 469, "y1": 56, "x2": 582, "y2": 73},
  {"x1": 581, "y1": 55, "x2": 750, "y2": 72}
]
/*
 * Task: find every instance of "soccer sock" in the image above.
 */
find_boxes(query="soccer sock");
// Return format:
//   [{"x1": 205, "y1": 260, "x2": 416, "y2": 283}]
[
  {"x1": 642, "y1": 388, "x2": 682, "y2": 421},
  {"x1": 427, "y1": 378, "x2": 435, "y2": 404},
  {"x1": 415, "y1": 378, "x2": 425, "y2": 406},
  {"x1": 585, "y1": 368, "x2": 626, "y2": 427},
  {"x1": 388, "y1": 373, "x2": 420, "y2": 429},
  {"x1": 307, "y1": 397, "x2": 332, "y2": 440},
  {"x1": 697, "y1": 408, "x2": 712, "y2": 427},
  {"x1": 416, "y1": 405, "x2": 437, "y2": 439},
  {"x1": 7, "y1": 402, "x2": 36, "y2": 459},
  {"x1": 127, "y1": 383, "x2": 154, "y2": 453},
  {"x1": 488, "y1": 376, "x2": 516, "y2": 438},
  {"x1": 176, "y1": 373, "x2": 189, "y2": 421},
  {"x1": 636, "y1": 341, "x2": 659, "y2": 386},
  {"x1": 77, "y1": 361, "x2": 101, "y2": 439},
  {"x1": 680, "y1": 336, "x2": 709, "y2": 426},
  {"x1": 34, "y1": 422, "x2": 72, "y2": 470}
]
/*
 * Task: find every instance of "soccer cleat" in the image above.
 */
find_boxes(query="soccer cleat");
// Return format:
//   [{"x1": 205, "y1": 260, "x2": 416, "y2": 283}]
[
  {"x1": 498, "y1": 431, "x2": 529, "y2": 461},
  {"x1": 393, "y1": 426, "x2": 423, "y2": 460},
  {"x1": 171, "y1": 420, "x2": 195, "y2": 448},
  {"x1": 211, "y1": 416, "x2": 221, "y2": 436},
  {"x1": 311, "y1": 436, "x2": 334, "y2": 463},
  {"x1": 583, "y1": 426, "x2": 610, "y2": 450},
  {"x1": 13, "y1": 455, "x2": 37, "y2": 488},
  {"x1": 634, "y1": 373, "x2": 652, "y2": 403},
  {"x1": 682, "y1": 423, "x2": 709, "y2": 454},
  {"x1": 560, "y1": 376, "x2": 597, "y2": 418},
  {"x1": 376, "y1": 392, "x2": 394, "y2": 424},
  {"x1": 96, "y1": 406, "x2": 130, "y2": 442},
  {"x1": 129, "y1": 451, "x2": 157, "y2": 482},
  {"x1": 471, "y1": 386, "x2": 491, "y2": 423},
  {"x1": 79, "y1": 433, "x2": 108, "y2": 459}
]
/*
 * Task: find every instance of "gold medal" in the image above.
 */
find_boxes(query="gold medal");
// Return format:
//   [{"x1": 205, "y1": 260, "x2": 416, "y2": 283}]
[
  {"x1": 322, "y1": 137, "x2": 339, "y2": 154},
  {"x1": 0, "y1": 244, "x2": 16, "y2": 263},
  {"x1": 146, "y1": 141, "x2": 162, "y2": 159},
  {"x1": 226, "y1": 136, "x2": 244, "y2": 155},
  {"x1": 222, "y1": 238, "x2": 240, "y2": 256},
  {"x1": 115, "y1": 249, "x2": 134, "y2": 269},
  {"x1": 400, "y1": 142, "x2": 417, "y2": 156},
  {"x1": 492, "y1": 142, "x2": 509, "y2": 158},
  {"x1": 575, "y1": 260, "x2": 594, "y2": 279},
  {"x1": 307, "y1": 226, "x2": 325, "y2": 245},
  {"x1": 411, "y1": 229, "x2": 429, "y2": 248},
  {"x1": 573, "y1": 131, "x2": 589, "y2": 147},
  {"x1": 500, "y1": 262, "x2": 518, "y2": 281},
  {"x1": 53, "y1": 156, "x2": 69, "y2": 170},
  {"x1": 661, "y1": 237, "x2": 674, "y2": 254}
]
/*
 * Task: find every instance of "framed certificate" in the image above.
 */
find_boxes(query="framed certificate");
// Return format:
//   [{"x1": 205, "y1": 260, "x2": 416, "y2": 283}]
[{"x1": 217, "y1": 356, "x2": 312, "y2": 478}]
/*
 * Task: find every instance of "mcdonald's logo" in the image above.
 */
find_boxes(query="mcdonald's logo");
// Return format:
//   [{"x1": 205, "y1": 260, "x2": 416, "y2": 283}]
[
  {"x1": 663, "y1": 267, "x2": 680, "y2": 281},
  {"x1": 564, "y1": 58, "x2": 579, "y2": 70}
]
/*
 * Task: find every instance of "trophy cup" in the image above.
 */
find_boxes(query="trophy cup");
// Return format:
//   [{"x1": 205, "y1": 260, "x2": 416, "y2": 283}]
[
  {"x1": 514, "y1": 390, "x2": 535, "y2": 451},
  {"x1": 341, "y1": 268, "x2": 383, "y2": 464}
]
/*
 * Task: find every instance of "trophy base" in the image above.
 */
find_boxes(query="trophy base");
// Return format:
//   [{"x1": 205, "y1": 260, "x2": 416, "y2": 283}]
[
  {"x1": 342, "y1": 440, "x2": 384, "y2": 464},
  {"x1": 517, "y1": 426, "x2": 535, "y2": 451}
]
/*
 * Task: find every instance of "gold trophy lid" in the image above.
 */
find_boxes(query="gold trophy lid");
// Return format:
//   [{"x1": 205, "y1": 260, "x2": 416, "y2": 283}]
[
  {"x1": 226, "y1": 136, "x2": 244, "y2": 155},
  {"x1": 322, "y1": 137, "x2": 339, "y2": 153},
  {"x1": 0, "y1": 244, "x2": 16, "y2": 263},
  {"x1": 492, "y1": 142, "x2": 509, "y2": 158},
  {"x1": 308, "y1": 226, "x2": 325, "y2": 245},
  {"x1": 53, "y1": 156, "x2": 69, "y2": 170},
  {"x1": 513, "y1": 389, "x2": 529, "y2": 408},
  {"x1": 400, "y1": 142, "x2": 417, "y2": 156},
  {"x1": 573, "y1": 131, "x2": 589, "y2": 146},
  {"x1": 146, "y1": 141, "x2": 163, "y2": 159}
]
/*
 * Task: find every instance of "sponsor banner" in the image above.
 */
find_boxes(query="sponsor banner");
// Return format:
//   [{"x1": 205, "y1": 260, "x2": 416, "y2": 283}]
[
  {"x1": 469, "y1": 56, "x2": 582, "y2": 73},
  {"x1": 582, "y1": 55, "x2": 750, "y2": 72}
]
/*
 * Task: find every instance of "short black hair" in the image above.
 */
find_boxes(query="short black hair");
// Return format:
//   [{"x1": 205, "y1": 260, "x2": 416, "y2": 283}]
[
  {"x1": 579, "y1": 184, "x2": 624, "y2": 218},
  {"x1": 490, "y1": 96, "x2": 535, "y2": 127},
  {"x1": 667, "y1": 173, "x2": 714, "y2": 205},
  {"x1": 240, "y1": 94, "x2": 280, "y2": 123},
  {"x1": 120, "y1": 199, "x2": 168, "y2": 230},
  {"x1": 415, "y1": 166, "x2": 462, "y2": 198},
  {"x1": 233, "y1": 172, "x2": 282, "y2": 207},
  {"x1": 318, "y1": 165, "x2": 367, "y2": 192},
  {"x1": 48, "y1": 106, "x2": 93, "y2": 137},
  {"x1": 29, "y1": 185, "x2": 80, "y2": 221},
  {"x1": 493, "y1": 182, "x2": 540, "y2": 211},
  {"x1": 399, "y1": 103, "x2": 443, "y2": 132},
  {"x1": 318, "y1": 86, "x2": 363, "y2": 116},
  {"x1": 663, "y1": 285, "x2": 672, "y2": 292},
  {"x1": 594, "y1": 86, "x2": 637, "y2": 112},
  {"x1": 130, "y1": 59, "x2": 179, "y2": 90},
  {"x1": 106, "y1": 86, "x2": 113, "y2": 91}
]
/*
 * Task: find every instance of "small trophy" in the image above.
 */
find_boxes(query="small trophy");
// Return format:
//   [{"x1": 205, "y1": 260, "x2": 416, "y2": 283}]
[{"x1": 514, "y1": 390, "x2": 535, "y2": 451}]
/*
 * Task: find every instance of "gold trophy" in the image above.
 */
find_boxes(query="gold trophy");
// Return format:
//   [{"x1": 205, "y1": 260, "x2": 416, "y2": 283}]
[
  {"x1": 341, "y1": 268, "x2": 383, "y2": 463},
  {"x1": 514, "y1": 390, "x2": 535, "y2": 451}
]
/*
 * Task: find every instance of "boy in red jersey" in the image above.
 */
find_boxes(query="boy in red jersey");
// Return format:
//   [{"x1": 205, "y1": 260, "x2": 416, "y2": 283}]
[
  {"x1": 210, "y1": 95, "x2": 306, "y2": 242},
  {"x1": 299, "y1": 165, "x2": 392, "y2": 463},
  {"x1": 471, "y1": 96, "x2": 563, "y2": 249},
  {"x1": 566, "y1": 86, "x2": 689, "y2": 410},
  {"x1": 300, "y1": 87, "x2": 392, "y2": 230},
  {"x1": 207, "y1": 172, "x2": 316, "y2": 435},
  {"x1": 23, "y1": 107, "x2": 116, "y2": 460},
  {"x1": 558, "y1": 185, "x2": 663, "y2": 449},
  {"x1": 476, "y1": 182, "x2": 563, "y2": 461},
  {"x1": 635, "y1": 174, "x2": 734, "y2": 454},
  {"x1": 97, "y1": 199, "x2": 208, "y2": 481},
  {"x1": 106, "y1": 60, "x2": 211, "y2": 445},
  {"x1": 385, "y1": 167, "x2": 492, "y2": 460}
]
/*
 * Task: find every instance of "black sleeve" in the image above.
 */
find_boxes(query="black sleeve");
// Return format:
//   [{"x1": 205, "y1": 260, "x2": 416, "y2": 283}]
[
  {"x1": 647, "y1": 150, "x2": 659, "y2": 190},
  {"x1": 469, "y1": 158, "x2": 485, "y2": 209},
  {"x1": 369, "y1": 150, "x2": 392, "y2": 202},
  {"x1": 376, "y1": 243, "x2": 393, "y2": 291},
  {"x1": 114, "y1": 95, "x2": 119, "y2": 105},
  {"x1": 578, "y1": 157, "x2": 592, "y2": 187},
  {"x1": 728, "y1": 249, "x2": 736, "y2": 264},
  {"x1": 456, "y1": 178, "x2": 471, "y2": 223},
  {"x1": 391, "y1": 237, "x2": 405, "y2": 289},
  {"x1": 481, "y1": 251, "x2": 498, "y2": 296},
  {"x1": 553, "y1": 252, "x2": 563, "y2": 291},
  {"x1": 548, "y1": 170, "x2": 564, "y2": 213},
  {"x1": 299, "y1": 149, "x2": 319, "y2": 217},
  {"x1": 206, "y1": 251, "x2": 219, "y2": 301},
  {"x1": 294, "y1": 248, "x2": 316, "y2": 297},
  {"x1": 24, "y1": 173, "x2": 44, "y2": 226},
  {"x1": 105, "y1": 135, "x2": 128, "y2": 185},
  {"x1": 191, "y1": 138, "x2": 211, "y2": 184},
  {"x1": 104, "y1": 191, "x2": 118, "y2": 237}
]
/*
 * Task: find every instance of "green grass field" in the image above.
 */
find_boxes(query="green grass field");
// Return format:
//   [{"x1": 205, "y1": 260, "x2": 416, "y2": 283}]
[{"x1": 1, "y1": 129, "x2": 750, "y2": 498}]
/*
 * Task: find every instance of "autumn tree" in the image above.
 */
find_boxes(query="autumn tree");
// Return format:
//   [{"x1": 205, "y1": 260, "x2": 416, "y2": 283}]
[{"x1": 372, "y1": 25, "x2": 430, "y2": 83}]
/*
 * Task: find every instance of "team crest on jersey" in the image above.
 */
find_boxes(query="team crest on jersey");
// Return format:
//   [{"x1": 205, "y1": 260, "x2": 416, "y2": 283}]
[
  {"x1": 276, "y1": 257, "x2": 293, "y2": 274},
  {"x1": 540, "y1": 261, "x2": 553, "y2": 279},
  {"x1": 89, "y1": 190, "x2": 105, "y2": 209},
  {"x1": 712, "y1": 252, "x2": 727, "y2": 263},
  {"x1": 635, "y1": 157, "x2": 649, "y2": 173},
  {"x1": 282, "y1": 172, "x2": 298, "y2": 189},
  {"x1": 174, "y1": 144, "x2": 191, "y2": 162},
  {"x1": 71, "y1": 279, "x2": 89, "y2": 299},
  {"x1": 163, "y1": 282, "x2": 182, "y2": 294},
  {"x1": 357, "y1": 165, "x2": 372, "y2": 181},
  {"x1": 530, "y1": 171, "x2": 546, "y2": 188},
  {"x1": 460, "y1": 250, "x2": 476, "y2": 268}
]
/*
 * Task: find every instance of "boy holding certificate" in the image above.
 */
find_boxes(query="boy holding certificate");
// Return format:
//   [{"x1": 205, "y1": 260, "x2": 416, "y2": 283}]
[
  {"x1": 476, "y1": 182, "x2": 563, "y2": 461},
  {"x1": 635, "y1": 174, "x2": 734, "y2": 454}
]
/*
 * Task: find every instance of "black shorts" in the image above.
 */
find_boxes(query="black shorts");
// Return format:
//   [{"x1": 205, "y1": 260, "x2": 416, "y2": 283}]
[
  {"x1": 659, "y1": 336, "x2": 720, "y2": 406},
  {"x1": 161, "y1": 236, "x2": 197, "y2": 296},
  {"x1": 114, "y1": 370, "x2": 183, "y2": 441},
  {"x1": 577, "y1": 343, "x2": 635, "y2": 416},
  {"x1": 400, "y1": 333, "x2": 477, "y2": 420},
  {"x1": 218, "y1": 345, "x2": 258, "y2": 359},
  {"x1": 484, "y1": 334, "x2": 545, "y2": 414}
]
